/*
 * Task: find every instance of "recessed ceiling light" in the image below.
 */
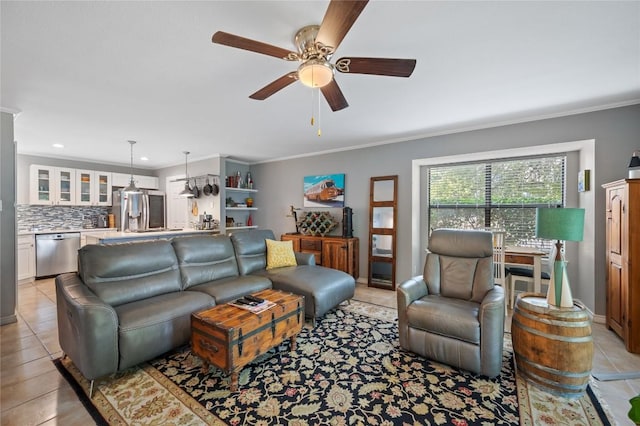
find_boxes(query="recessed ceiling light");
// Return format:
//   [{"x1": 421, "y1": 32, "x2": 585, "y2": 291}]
[
  {"x1": 52, "y1": 143, "x2": 64, "y2": 148},
  {"x1": 140, "y1": 156, "x2": 149, "y2": 161}
]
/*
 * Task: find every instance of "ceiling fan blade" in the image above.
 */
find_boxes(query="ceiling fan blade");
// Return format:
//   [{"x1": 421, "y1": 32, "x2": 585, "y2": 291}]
[
  {"x1": 212, "y1": 31, "x2": 297, "y2": 60},
  {"x1": 316, "y1": 0, "x2": 369, "y2": 52},
  {"x1": 249, "y1": 72, "x2": 298, "y2": 100},
  {"x1": 320, "y1": 79, "x2": 349, "y2": 111},
  {"x1": 335, "y1": 57, "x2": 416, "y2": 77}
]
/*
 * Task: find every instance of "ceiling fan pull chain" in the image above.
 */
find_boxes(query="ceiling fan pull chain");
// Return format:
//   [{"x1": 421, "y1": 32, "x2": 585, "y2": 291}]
[
  {"x1": 317, "y1": 89, "x2": 322, "y2": 137},
  {"x1": 310, "y1": 86, "x2": 315, "y2": 126}
]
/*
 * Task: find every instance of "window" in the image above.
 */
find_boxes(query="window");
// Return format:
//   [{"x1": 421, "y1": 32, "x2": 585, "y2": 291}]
[{"x1": 428, "y1": 155, "x2": 565, "y2": 249}]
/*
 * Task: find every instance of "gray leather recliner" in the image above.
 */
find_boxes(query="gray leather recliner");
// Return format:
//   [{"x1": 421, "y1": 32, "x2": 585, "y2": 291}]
[{"x1": 397, "y1": 229, "x2": 505, "y2": 377}]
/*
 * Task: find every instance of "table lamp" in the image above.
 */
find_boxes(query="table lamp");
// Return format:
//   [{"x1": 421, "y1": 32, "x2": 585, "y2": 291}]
[{"x1": 535, "y1": 208, "x2": 585, "y2": 308}]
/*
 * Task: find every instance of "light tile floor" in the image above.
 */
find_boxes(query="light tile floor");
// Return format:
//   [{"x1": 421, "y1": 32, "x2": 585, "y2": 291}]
[{"x1": 1, "y1": 279, "x2": 638, "y2": 425}]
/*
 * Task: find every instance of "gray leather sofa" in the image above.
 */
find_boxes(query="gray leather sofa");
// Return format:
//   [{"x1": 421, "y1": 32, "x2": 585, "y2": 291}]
[
  {"x1": 56, "y1": 230, "x2": 355, "y2": 387},
  {"x1": 397, "y1": 229, "x2": 505, "y2": 378}
]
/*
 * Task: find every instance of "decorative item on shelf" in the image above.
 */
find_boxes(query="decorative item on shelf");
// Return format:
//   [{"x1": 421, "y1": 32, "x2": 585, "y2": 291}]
[
  {"x1": 287, "y1": 205, "x2": 300, "y2": 233},
  {"x1": 226, "y1": 216, "x2": 234, "y2": 227},
  {"x1": 246, "y1": 172, "x2": 254, "y2": 189},
  {"x1": 245, "y1": 197, "x2": 254, "y2": 207},
  {"x1": 225, "y1": 197, "x2": 236, "y2": 207},
  {"x1": 296, "y1": 211, "x2": 338, "y2": 237},
  {"x1": 629, "y1": 151, "x2": 640, "y2": 178},
  {"x1": 247, "y1": 214, "x2": 253, "y2": 226},
  {"x1": 535, "y1": 207, "x2": 585, "y2": 308}
]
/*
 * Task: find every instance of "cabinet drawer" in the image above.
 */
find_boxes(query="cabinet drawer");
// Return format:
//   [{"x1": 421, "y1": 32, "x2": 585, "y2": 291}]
[{"x1": 300, "y1": 239, "x2": 322, "y2": 251}]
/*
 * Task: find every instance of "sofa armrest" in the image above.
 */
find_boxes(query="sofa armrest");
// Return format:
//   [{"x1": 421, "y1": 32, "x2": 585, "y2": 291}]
[
  {"x1": 478, "y1": 285, "x2": 505, "y2": 377},
  {"x1": 397, "y1": 276, "x2": 428, "y2": 308},
  {"x1": 56, "y1": 273, "x2": 120, "y2": 380},
  {"x1": 295, "y1": 252, "x2": 316, "y2": 266},
  {"x1": 396, "y1": 276, "x2": 428, "y2": 349}
]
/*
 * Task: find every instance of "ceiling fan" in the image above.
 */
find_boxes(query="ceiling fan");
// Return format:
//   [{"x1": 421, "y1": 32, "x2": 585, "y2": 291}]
[{"x1": 211, "y1": 0, "x2": 416, "y2": 112}]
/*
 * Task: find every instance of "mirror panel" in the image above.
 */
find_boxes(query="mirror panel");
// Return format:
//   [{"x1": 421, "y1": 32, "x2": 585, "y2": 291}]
[
  {"x1": 371, "y1": 234, "x2": 393, "y2": 257},
  {"x1": 372, "y1": 207, "x2": 394, "y2": 229},
  {"x1": 373, "y1": 180, "x2": 394, "y2": 202},
  {"x1": 370, "y1": 261, "x2": 393, "y2": 286}
]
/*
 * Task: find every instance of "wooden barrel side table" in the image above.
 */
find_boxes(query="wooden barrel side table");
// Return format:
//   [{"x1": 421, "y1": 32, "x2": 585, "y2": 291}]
[{"x1": 511, "y1": 293, "x2": 594, "y2": 399}]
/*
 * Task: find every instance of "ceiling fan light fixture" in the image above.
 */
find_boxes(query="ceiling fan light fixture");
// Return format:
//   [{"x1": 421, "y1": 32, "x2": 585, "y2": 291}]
[{"x1": 298, "y1": 59, "x2": 334, "y2": 88}]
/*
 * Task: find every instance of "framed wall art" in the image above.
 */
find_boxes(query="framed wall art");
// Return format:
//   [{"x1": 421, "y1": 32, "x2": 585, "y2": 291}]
[{"x1": 303, "y1": 174, "x2": 345, "y2": 207}]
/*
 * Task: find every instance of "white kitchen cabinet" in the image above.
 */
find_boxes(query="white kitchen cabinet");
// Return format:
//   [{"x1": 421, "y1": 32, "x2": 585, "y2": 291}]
[
  {"x1": 29, "y1": 165, "x2": 76, "y2": 205},
  {"x1": 17, "y1": 235, "x2": 36, "y2": 282},
  {"x1": 112, "y1": 172, "x2": 159, "y2": 190},
  {"x1": 135, "y1": 175, "x2": 159, "y2": 190},
  {"x1": 76, "y1": 170, "x2": 112, "y2": 206}
]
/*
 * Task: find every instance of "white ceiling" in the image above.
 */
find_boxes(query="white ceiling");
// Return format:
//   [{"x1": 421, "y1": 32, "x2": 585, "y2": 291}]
[{"x1": 2, "y1": 1, "x2": 639, "y2": 169}]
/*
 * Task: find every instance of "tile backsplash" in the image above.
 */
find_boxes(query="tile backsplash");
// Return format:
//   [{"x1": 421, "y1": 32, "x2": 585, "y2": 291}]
[{"x1": 17, "y1": 205, "x2": 110, "y2": 232}]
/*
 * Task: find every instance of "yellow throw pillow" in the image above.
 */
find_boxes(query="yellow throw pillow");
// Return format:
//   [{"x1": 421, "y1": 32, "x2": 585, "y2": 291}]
[{"x1": 266, "y1": 239, "x2": 297, "y2": 270}]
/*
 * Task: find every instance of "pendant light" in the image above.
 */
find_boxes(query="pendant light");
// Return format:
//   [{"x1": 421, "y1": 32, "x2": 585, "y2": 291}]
[
  {"x1": 123, "y1": 140, "x2": 142, "y2": 194},
  {"x1": 179, "y1": 151, "x2": 194, "y2": 198}
]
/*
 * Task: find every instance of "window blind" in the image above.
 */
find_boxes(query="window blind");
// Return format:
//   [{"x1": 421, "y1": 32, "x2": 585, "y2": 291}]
[{"x1": 428, "y1": 155, "x2": 565, "y2": 249}]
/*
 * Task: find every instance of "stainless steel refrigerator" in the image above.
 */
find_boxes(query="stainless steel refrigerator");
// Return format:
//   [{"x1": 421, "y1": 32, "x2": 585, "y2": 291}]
[{"x1": 112, "y1": 189, "x2": 166, "y2": 232}]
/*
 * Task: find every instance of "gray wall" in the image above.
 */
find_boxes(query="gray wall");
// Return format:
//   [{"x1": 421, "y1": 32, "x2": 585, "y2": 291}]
[
  {"x1": 251, "y1": 104, "x2": 640, "y2": 316},
  {"x1": 16, "y1": 154, "x2": 154, "y2": 205},
  {"x1": 1, "y1": 112, "x2": 17, "y2": 324}
]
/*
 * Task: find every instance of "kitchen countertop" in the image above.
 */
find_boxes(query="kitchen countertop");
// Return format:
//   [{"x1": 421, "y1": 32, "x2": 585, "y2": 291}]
[
  {"x1": 18, "y1": 228, "x2": 119, "y2": 236},
  {"x1": 84, "y1": 228, "x2": 219, "y2": 244}
]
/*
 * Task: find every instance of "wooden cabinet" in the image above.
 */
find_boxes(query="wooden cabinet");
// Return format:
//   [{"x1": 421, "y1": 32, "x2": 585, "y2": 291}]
[
  {"x1": 17, "y1": 235, "x2": 35, "y2": 282},
  {"x1": 603, "y1": 179, "x2": 640, "y2": 353},
  {"x1": 29, "y1": 165, "x2": 76, "y2": 205},
  {"x1": 281, "y1": 234, "x2": 359, "y2": 279}
]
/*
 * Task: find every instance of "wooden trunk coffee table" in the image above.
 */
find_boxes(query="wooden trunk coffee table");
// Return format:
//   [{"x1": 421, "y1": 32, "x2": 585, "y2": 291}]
[{"x1": 191, "y1": 289, "x2": 304, "y2": 391}]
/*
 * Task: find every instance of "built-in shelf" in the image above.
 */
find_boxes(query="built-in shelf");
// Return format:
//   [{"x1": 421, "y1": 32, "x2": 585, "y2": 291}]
[
  {"x1": 225, "y1": 187, "x2": 258, "y2": 193},
  {"x1": 226, "y1": 207, "x2": 258, "y2": 211}
]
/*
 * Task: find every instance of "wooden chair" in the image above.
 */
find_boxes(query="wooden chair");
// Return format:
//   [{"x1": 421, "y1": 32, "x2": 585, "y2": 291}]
[{"x1": 506, "y1": 246, "x2": 554, "y2": 309}]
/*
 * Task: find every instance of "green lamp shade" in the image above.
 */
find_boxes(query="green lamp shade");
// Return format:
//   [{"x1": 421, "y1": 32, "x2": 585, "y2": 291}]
[{"x1": 536, "y1": 208, "x2": 585, "y2": 242}]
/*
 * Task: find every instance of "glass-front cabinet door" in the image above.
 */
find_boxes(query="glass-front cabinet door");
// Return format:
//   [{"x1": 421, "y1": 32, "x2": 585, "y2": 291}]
[
  {"x1": 56, "y1": 168, "x2": 75, "y2": 205},
  {"x1": 30, "y1": 165, "x2": 54, "y2": 205},
  {"x1": 29, "y1": 165, "x2": 76, "y2": 205},
  {"x1": 368, "y1": 175, "x2": 398, "y2": 290},
  {"x1": 95, "y1": 172, "x2": 112, "y2": 206},
  {"x1": 76, "y1": 170, "x2": 93, "y2": 205}
]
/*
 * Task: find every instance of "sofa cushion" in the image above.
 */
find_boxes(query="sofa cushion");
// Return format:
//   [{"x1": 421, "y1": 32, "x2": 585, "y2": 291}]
[
  {"x1": 115, "y1": 290, "x2": 214, "y2": 369},
  {"x1": 78, "y1": 240, "x2": 181, "y2": 306},
  {"x1": 172, "y1": 235, "x2": 240, "y2": 290},
  {"x1": 265, "y1": 239, "x2": 297, "y2": 270},
  {"x1": 406, "y1": 295, "x2": 480, "y2": 345},
  {"x1": 186, "y1": 275, "x2": 272, "y2": 304},
  {"x1": 230, "y1": 229, "x2": 276, "y2": 275}
]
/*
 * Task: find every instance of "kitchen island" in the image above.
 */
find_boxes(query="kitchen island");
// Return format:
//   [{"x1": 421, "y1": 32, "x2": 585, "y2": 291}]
[{"x1": 85, "y1": 229, "x2": 219, "y2": 245}]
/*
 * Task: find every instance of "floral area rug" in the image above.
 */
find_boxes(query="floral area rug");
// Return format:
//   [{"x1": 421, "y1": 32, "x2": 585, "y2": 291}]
[{"x1": 54, "y1": 300, "x2": 613, "y2": 425}]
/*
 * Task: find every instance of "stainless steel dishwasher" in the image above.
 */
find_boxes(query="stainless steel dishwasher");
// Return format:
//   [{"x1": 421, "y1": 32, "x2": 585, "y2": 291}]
[{"x1": 35, "y1": 233, "x2": 81, "y2": 277}]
